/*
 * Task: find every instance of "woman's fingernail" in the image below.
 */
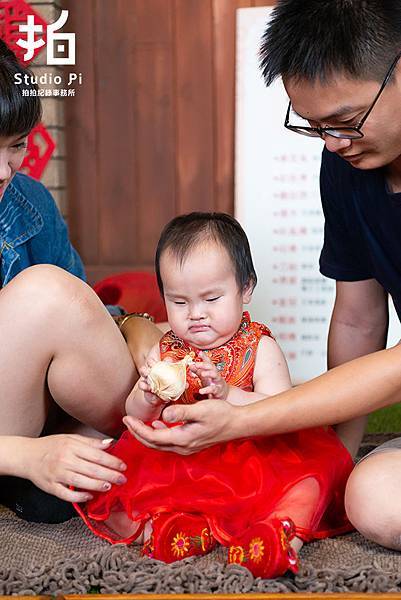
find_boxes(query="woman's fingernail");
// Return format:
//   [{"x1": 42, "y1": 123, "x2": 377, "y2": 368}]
[
  {"x1": 84, "y1": 494, "x2": 93, "y2": 501},
  {"x1": 119, "y1": 462, "x2": 127, "y2": 471},
  {"x1": 103, "y1": 482, "x2": 111, "y2": 490},
  {"x1": 102, "y1": 438, "x2": 114, "y2": 445},
  {"x1": 117, "y1": 475, "x2": 127, "y2": 484}
]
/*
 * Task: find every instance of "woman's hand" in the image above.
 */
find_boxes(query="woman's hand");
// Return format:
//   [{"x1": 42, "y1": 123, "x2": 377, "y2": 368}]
[
  {"x1": 18, "y1": 434, "x2": 128, "y2": 503},
  {"x1": 190, "y1": 352, "x2": 229, "y2": 400},
  {"x1": 123, "y1": 399, "x2": 242, "y2": 455}
]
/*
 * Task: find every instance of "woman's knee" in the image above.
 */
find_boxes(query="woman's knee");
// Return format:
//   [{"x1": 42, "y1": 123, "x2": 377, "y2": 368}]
[
  {"x1": 2, "y1": 265, "x2": 101, "y2": 323},
  {"x1": 345, "y1": 452, "x2": 401, "y2": 549},
  {"x1": 4, "y1": 265, "x2": 79, "y2": 303}
]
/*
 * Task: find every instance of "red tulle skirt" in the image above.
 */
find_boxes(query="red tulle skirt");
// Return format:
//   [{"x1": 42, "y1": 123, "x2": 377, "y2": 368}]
[{"x1": 75, "y1": 424, "x2": 354, "y2": 546}]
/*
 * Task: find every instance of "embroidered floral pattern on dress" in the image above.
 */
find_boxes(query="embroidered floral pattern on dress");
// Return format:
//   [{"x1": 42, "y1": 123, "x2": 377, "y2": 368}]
[{"x1": 160, "y1": 311, "x2": 273, "y2": 403}]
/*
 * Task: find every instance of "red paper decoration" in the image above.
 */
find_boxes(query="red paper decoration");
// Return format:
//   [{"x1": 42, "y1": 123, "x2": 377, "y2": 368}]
[
  {"x1": 0, "y1": 0, "x2": 56, "y2": 179},
  {"x1": 0, "y1": 0, "x2": 47, "y2": 65},
  {"x1": 21, "y1": 123, "x2": 55, "y2": 180}
]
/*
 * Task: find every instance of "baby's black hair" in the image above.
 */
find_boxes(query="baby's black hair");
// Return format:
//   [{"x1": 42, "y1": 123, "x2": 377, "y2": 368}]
[
  {"x1": 0, "y1": 39, "x2": 42, "y2": 137},
  {"x1": 155, "y1": 212, "x2": 257, "y2": 296}
]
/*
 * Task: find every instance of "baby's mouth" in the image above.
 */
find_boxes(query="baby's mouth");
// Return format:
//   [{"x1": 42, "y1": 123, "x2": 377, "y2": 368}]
[{"x1": 189, "y1": 324, "x2": 210, "y2": 332}]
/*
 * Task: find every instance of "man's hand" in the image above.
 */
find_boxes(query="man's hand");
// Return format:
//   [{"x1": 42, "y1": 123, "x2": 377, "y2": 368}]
[
  {"x1": 18, "y1": 434, "x2": 128, "y2": 503},
  {"x1": 123, "y1": 399, "x2": 240, "y2": 455}
]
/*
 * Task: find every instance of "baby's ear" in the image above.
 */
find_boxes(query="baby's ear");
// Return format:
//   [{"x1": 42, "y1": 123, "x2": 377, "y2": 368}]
[{"x1": 242, "y1": 280, "x2": 254, "y2": 304}]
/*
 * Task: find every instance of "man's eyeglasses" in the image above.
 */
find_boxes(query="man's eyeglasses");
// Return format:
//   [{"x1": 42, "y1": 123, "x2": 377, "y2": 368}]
[{"x1": 284, "y1": 51, "x2": 401, "y2": 140}]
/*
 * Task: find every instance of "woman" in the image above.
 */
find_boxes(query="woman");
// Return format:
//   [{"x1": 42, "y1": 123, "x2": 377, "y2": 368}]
[
  {"x1": 0, "y1": 40, "x2": 162, "y2": 522},
  {"x1": 0, "y1": 266, "x2": 161, "y2": 522}
]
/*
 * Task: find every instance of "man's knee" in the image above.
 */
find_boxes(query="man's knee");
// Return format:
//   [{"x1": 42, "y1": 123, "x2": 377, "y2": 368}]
[{"x1": 345, "y1": 452, "x2": 401, "y2": 550}]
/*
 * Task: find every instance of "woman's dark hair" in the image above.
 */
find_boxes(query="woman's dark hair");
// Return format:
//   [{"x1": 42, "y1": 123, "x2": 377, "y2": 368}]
[
  {"x1": 155, "y1": 212, "x2": 257, "y2": 296},
  {"x1": 260, "y1": 0, "x2": 401, "y2": 85},
  {"x1": 0, "y1": 39, "x2": 42, "y2": 136}
]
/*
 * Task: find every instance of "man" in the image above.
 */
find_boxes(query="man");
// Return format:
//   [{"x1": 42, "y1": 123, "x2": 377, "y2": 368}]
[
  {"x1": 126, "y1": 0, "x2": 401, "y2": 553},
  {"x1": 259, "y1": 0, "x2": 401, "y2": 459}
]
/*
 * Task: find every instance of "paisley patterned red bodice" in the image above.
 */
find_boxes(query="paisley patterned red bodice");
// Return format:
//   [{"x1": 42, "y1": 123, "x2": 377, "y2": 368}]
[{"x1": 159, "y1": 311, "x2": 273, "y2": 403}]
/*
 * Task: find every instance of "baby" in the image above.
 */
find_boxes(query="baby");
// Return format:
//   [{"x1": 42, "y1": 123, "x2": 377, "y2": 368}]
[{"x1": 75, "y1": 212, "x2": 353, "y2": 579}]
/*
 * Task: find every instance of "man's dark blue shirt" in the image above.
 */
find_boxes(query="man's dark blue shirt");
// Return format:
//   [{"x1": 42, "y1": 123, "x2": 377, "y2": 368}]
[{"x1": 319, "y1": 147, "x2": 401, "y2": 319}]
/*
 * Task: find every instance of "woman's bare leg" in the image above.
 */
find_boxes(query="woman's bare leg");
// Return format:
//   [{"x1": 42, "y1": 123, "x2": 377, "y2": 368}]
[{"x1": 0, "y1": 264, "x2": 137, "y2": 437}]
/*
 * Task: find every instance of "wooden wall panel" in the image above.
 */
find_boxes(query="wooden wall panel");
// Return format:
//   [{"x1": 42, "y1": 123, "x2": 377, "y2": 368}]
[
  {"x1": 95, "y1": 0, "x2": 137, "y2": 265},
  {"x1": 213, "y1": 0, "x2": 252, "y2": 214},
  {"x1": 64, "y1": 0, "x2": 99, "y2": 264},
  {"x1": 174, "y1": 0, "x2": 215, "y2": 213},
  {"x1": 134, "y1": 1, "x2": 176, "y2": 264},
  {"x1": 66, "y1": 1, "x2": 275, "y2": 284}
]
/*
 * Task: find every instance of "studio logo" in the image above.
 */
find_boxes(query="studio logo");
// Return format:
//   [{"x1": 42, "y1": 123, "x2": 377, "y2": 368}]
[{"x1": 17, "y1": 9, "x2": 75, "y2": 65}]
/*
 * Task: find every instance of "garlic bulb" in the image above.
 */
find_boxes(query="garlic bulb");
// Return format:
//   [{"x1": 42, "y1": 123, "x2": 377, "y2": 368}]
[{"x1": 148, "y1": 355, "x2": 193, "y2": 402}]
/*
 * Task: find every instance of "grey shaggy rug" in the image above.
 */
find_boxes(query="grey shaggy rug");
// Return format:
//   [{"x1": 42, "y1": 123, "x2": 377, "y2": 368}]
[{"x1": 1, "y1": 434, "x2": 401, "y2": 595}]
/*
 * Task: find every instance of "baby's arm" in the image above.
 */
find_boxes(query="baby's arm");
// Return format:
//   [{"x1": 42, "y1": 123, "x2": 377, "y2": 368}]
[
  {"x1": 125, "y1": 343, "x2": 166, "y2": 421},
  {"x1": 226, "y1": 336, "x2": 292, "y2": 405},
  {"x1": 190, "y1": 338, "x2": 291, "y2": 406}
]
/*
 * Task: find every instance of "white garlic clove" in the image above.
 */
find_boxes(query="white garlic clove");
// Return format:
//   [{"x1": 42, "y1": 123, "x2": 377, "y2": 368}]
[{"x1": 148, "y1": 355, "x2": 193, "y2": 402}]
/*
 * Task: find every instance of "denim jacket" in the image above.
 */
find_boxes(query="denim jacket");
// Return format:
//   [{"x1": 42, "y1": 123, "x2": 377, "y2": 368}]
[{"x1": 0, "y1": 172, "x2": 85, "y2": 287}]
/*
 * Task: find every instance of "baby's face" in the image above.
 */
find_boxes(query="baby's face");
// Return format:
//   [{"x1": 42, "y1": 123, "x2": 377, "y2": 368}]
[{"x1": 160, "y1": 241, "x2": 252, "y2": 349}]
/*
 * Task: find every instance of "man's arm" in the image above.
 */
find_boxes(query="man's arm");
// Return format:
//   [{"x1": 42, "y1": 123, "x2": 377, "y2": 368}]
[
  {"x1": 123, "y1": 341, "x2": 401, "y2": 455},
  {"x1": 328, "y1": 279, "x2": 388, "y2": 457}
]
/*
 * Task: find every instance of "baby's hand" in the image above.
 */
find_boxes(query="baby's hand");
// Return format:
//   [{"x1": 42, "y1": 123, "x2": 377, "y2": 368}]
[
  {"x1": 190, "y1": 351, "x2": 228, "y2": 400},
  {"x1": 139, "y1": 359, "x2": 166, "y2": 407}
]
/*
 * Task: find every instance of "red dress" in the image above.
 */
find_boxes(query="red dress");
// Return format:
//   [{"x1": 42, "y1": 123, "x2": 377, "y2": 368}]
[{"x1": 75, "y1": 312, "x2": 354, "y2": 577}]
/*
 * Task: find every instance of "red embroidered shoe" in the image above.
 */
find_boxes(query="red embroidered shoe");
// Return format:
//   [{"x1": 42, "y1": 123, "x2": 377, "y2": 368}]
[
  {"x1": 227, "y1": 517, "x2": 299, "y2": 579},
  {"x1": 142, "y1": 512, "x2": 216, "y2": 563}
]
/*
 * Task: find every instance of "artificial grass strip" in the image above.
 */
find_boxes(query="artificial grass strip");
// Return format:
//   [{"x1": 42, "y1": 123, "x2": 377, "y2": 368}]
[{"x1": 367, "y1": 403, "x2": 401, "y2": 433}]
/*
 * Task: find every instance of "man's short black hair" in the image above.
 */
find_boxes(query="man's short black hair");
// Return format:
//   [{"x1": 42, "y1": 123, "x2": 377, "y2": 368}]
[
  {"x1": 0, "y1": 39, "x2": 42, "y2": 137},
  {"x1": 155, "y1": 212, "x2": 257, "y2": 296},
  {"x1": 260, "y1": 0, "x2": 401, "y2": 85}
]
